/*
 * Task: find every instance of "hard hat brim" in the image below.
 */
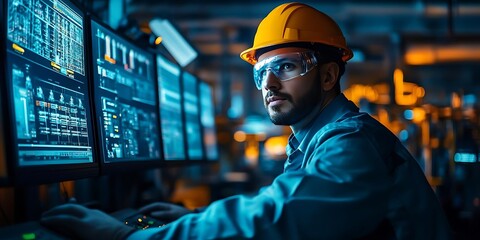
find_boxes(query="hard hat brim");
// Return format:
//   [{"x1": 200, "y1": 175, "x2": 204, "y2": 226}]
[{"x1": 240, "y1": 40, "x2": 353, "y2": 65}]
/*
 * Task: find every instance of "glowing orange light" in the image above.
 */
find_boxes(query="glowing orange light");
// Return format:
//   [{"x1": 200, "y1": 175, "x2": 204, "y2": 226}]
[
  {"x1": 394, "y1": 68, "x2": 424, "y2": 106},
  {"x1": 412, "y1": 107, "x2": 426, "y2": 124},
  {"x1": 264, "y1": 135, "x2": 289, "y2": 158},
  {"x1": 404, "y1": 46, "x2": 435, "y2": 65},
  {"x1": 343, "y1": 84, "x2": 381, "y2": 106},
  {"x1": 245, "y1": 144, "x2": 259, "y2": 166},
  {"x1": 451, "y1": 92, "x2": 461, "y2": 108},
  {"x1": 154, "y1": 36, "x2": 163, "y2": 45},
  {"x1": 405, "y1": 44, "x2": 480, "y2": 65},
  {"x1": 234, "y1": 131, "x2": 246, "y2": 142}
]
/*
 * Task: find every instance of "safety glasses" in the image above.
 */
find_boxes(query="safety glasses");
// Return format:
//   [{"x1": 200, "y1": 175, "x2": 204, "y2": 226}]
[{"x1": 253, "y1": 51, "x2": 318, "y2": 90}]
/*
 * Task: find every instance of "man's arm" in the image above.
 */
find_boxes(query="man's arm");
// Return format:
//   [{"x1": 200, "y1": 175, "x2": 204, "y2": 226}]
[{"x1": 130, "y1": 126, "x2": 392, "y2": 239}]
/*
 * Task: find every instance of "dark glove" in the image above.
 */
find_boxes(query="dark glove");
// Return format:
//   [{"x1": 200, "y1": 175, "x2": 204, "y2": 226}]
[
  {"x1": 138, "y1": 202, "x2": 192, "y2": 221},
  {"x1": 41, "y1": 203, "x2": 136, "y2": 240}
]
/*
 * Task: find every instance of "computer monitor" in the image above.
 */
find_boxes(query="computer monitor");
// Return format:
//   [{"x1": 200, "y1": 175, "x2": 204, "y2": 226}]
[
  {"x1": 90, "y1": 19, "x2": 161, "y2": 173},
  {"x1": 156, "y1": 55, "x2": 186, "y2": 161},
  {"x1": 199, "y1": 81, "x2": 219, "y2": 161},
  {"x1": 3, "y1": 0, "x2": 97, "y2": 184},
  {"x1": 182, "y1": 72, "x2": 204, "y2": 161}
]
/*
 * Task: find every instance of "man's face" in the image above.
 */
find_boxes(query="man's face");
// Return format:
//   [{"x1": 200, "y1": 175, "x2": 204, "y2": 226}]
[{"x1": 257, "y1": 47, "x2": 322, "y2": 125}]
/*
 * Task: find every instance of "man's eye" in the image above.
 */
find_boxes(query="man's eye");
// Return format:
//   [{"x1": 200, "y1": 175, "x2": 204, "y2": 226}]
[
  {"x1": 279, "y1": 63, "x2": 296, "y2": 72},
  {"x1": 260, "y1": 69, "x2": 267, "y2": 77}
]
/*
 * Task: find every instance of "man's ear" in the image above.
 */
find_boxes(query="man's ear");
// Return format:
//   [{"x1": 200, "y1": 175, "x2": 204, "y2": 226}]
[{"x1": 321, "y1": 62, "x2": 339, "y2": 91}]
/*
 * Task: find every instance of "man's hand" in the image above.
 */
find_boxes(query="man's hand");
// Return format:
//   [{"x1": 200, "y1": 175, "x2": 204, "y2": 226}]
[
  {"x1": 41, "y1": 204, "x2": 136, "y2": 240},
  {"x1": 138, "y1": 202, "x2": 192, "y2": 221}
]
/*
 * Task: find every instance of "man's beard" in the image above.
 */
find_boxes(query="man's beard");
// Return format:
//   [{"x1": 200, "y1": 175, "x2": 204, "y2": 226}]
[{"x1": 265, "y1": 84, "x2": 322, "y2": 126}]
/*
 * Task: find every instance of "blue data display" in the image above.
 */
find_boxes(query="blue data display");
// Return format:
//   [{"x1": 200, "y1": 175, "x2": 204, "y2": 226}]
[
  {"x1": 157, "y1": 55, "x2": 186, "y2": 161},
  {"x1": 91, "y1": 20, "x2": 160, "y2": 162},
  {"x1": 6, "y1": 0, "x2": 94, "y2": 166},
  {"x1": 199, "y1": 82, "x2": 219, "y2": 161},
  {"x1": 182, "y1": 72, "x2": 203, "y2": 160}
]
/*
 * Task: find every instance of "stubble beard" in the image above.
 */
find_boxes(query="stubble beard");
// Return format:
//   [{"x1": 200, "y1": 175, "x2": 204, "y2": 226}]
[{"x1": 266, "y1": 86, "x2": 321, "y2": 126}]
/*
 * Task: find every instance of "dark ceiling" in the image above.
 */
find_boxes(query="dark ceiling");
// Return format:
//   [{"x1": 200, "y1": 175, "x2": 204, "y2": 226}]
[{"x1": 87, "y1": 0, "x2": 480, "y2": 109}]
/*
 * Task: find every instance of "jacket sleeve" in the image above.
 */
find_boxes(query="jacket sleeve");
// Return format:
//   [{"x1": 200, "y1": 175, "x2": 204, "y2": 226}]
[{"x1": 128, "y1": 125, "x2": 393, "y2": 239}]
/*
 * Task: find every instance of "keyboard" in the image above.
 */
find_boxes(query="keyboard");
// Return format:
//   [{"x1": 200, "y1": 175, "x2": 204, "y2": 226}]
[{"x1": 0, "y1": 208, "x2": 167, "y2": 239}]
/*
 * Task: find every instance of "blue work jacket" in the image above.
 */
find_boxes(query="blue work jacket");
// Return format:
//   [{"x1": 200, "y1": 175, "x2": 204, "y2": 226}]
[{"x1": 129, "y1": 94, "x2": 452, "y2": 239}]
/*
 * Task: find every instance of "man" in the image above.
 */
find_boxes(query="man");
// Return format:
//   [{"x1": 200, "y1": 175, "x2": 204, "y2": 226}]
[{"x1": 42, "y1": 2, "x2": 452, "y2": 239}]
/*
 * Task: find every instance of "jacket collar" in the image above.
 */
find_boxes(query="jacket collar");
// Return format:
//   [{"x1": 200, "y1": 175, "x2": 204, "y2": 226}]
[{"x1": 293, "y1": 93, "x2": 359, "y2": 152}]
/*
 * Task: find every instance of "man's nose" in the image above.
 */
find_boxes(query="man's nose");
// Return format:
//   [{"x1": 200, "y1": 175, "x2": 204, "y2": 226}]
[{"x1": 263, "y1": 69, "x2": 281, "y2": 90}]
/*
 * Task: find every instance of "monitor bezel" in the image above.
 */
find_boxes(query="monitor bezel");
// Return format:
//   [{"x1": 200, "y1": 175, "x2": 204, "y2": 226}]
[
  {"x1": 88, "y1": 16, "x2": 164, "y2": 174},
  {"x1": 0, "y1": 0, "x2": 8, "y2": 187},
  {"x1": 1, "y1": 0, "x2": 99, "y2": 186}
]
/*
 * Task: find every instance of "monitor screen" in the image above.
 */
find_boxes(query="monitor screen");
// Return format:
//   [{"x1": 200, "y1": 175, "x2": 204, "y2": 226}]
[
  {"x1": 182, "y1": 72, "x2": 204, "y2": 161},
  {"x1": 199, "y1": 81, "x2": 219, "y2": 161},
  {"x1": 90, "y1": 19, "x2": 161, "y2": 169},
  {"x1": 157, "y1": 55, "x2": 186, "y2": 161},
  {"x1": 4, "y1": 0, "x2": 96, "y2": 183}
]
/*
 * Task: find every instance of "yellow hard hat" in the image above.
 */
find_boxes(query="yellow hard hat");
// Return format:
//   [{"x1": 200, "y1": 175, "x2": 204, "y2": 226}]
[{"x1": 240, "y1": 2, "x2": 353, "y2": 65}]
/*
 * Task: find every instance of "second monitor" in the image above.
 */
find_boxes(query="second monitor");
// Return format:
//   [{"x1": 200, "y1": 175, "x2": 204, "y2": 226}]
[
  {"x1": 157, "y1": 55, "x2": 186, "y2": 161},
  {"x1": 90, "y1": 19, "x2": 161, "y2": 172}
]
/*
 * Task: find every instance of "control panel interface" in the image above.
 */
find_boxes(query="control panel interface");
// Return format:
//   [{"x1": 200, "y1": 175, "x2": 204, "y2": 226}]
[
  {"x1": 199, "y1": 82, "x2": 219, "y2": 161},
  {"x1": 157, "y1": 56, "x2": 186, "y2": 160},
  {"x1": 6, "y1": 0, "x2": 94, "y2": 165},
  {"x1": 182, "y1": 72, "x2": 203, "y2": 160},
  {"x1": 91, "y1": 20, "x2": 160, "y2": 162}
]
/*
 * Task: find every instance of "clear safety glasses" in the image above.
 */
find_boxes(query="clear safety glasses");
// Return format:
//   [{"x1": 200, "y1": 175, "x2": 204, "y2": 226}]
[{"x1": 253, "y1": 51, "x2": 318, "y2": 90}]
